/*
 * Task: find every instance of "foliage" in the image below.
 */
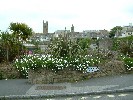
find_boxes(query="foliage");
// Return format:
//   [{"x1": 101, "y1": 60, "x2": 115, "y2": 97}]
[
  {"x1": 13, "y1": 37, "x2": 100, "y2": 78},
  {"x1": 9, "y1": 22, "x2": 33, "y2": 41},
  {"x1": 109, "y1": 26, "x2": 122, "y2": 38},
  {"x1": 0, "y1": 22, "x2": 34, "y2": 62},
  {"x1": 0, "y1": 72, "x2": 3, "y2": 80},
  {"x1": 13, "y1": 54, "x2": 101, "y2": 78},
  {"x1": 77, "y1": 38, "x2": 91, "y2": 50},
  {"x1": 9, "y1": 22, "x2": 34, "y2": 57},
  {"x1": 0, "y1": 32, "x2": 11, "y2": 61},
  {"x1": 0, "y1": 46, "x2": 6, "y2": 62},
  {"x1": 111, "y1": 36, "x2": 133, "y2": 57},
  {"x1": 123, "y1": 57, "x2": 133, "y2": 71},
  {"x1": 48, "y1": 37, "x2": 91, "y2": 58},
  {"x1": 0, "y1": 32, "x2": 21, "y2": 62},
  {"x1": 48, "y1": 37, "x2": 81, "y2": 58}
]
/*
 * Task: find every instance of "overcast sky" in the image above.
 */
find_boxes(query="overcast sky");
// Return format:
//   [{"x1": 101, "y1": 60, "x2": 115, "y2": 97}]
[{"x1": 0, "y1": 0, "x2": 133, "y2": 33}]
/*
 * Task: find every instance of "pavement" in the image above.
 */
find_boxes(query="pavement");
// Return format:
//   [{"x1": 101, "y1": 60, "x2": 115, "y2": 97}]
[{"x1": 0, "y1": 74, "x2": 133, "y2": 99}]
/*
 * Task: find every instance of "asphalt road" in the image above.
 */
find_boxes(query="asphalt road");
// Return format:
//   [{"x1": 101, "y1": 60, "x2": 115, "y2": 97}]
[
  {"x1": 19, "y1": 92, "x2": 133, "y2": 100},
  {"x1": 71, "y1": 74, "x2": 133, "y2": 90},
  {"x1": 0, "y1": 74, "x2": 133, "y2": 97},
  {"x1": 48, "y1": 92, "x2": 133, "y2": 100},
  {"x1": 0, "y1": 79, "x2": 32, "y2": 96}
]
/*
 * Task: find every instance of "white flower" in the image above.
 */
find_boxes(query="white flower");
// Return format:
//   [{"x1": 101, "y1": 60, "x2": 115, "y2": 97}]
[
  {"x1": 58, "y1": 67, "x2": 61, "y2": 69},
  {"x1": 21, "y1": 60, "x2": 23, "y2": 63},
  {"x1": 15, "y1": 59, "x2": 18, "y2": 62},
  {"x1": 22, "y1": 67, "x2": 24, "y2": 70},
  {"x1": 64, "y1": 60, "x2": 67, "y2": 63}
]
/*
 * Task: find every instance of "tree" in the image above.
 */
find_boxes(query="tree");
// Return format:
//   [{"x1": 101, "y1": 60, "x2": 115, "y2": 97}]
[
  {"x1": 109, "y1": 26, "x2": 122, "y2": 38},
  {"x1": 112, "y1": 36, "x2": 133, "y2": 57},
  {"x1": 77, "y1": 38, "x2": 91, "y2": 50},
  {"x1": 0, "y1": 31, "x2": 13, "y2": 62},
  {"x1": 77, "y1": 38, "x2": 91, "y2": 55},
  {"x1": 9, "y1": 22, "x2": 33, "y2": 55},
  {"x1": 119, "y1": 36, "x2": 133, "y2": 57},
  {"x1": 48, "y1": 36, "x2": 83, "y2": 58},
  {"x1": 9, "y1": 22, "x2": 33, "y2": 41}
]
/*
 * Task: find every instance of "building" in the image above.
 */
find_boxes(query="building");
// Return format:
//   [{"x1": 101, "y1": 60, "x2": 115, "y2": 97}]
[
  {"x1": 54, "y1": 28, "x2": 70, "y2": 38},
  {"x1": 121, "y1": 23, "x2": 133, "y2": 37},
  {"x1": 71, "y1": 24, "x2": 74, "y2": 33},
  {"x1": 114, "y1": 23, "x2": 133, "y2": 38},
  {"x1": 43, "y1": 20, "x2": 48, "y2": 34},
  {"x1": 30, "y1": 20, "x2": 110, "y2": 52}
]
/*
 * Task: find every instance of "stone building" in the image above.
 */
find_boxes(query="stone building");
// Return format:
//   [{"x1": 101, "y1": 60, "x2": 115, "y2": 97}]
[
  {"x1": 30, "y1": 21, "x2": 110, "y2": 52},
  {"x1": 54, "y1": 29, "x2": 70, "y2": 38},
  {"x1": 71, "y1": 24, "x2": 74, "y2": 33},
  {"x1": 43, "y1": 20, "x2": 48, "y2": 34},
  {"x1": 115, "y1": 23, "x2": 133, "y2": 38},
  {"x1": 121, "y1": 23, "x2": 133, "y2": 37}
]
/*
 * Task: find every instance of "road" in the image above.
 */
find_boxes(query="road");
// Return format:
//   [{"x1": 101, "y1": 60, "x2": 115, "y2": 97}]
[
  {"x1": 0, "y1": 74, "x2": 133, "y2": 99},
  {"x1": 71, "y1": 73, "x2": 133, "y2": 91},
  {"x1": 20, "y1": 92, "x2": 133, "y2": 100}
]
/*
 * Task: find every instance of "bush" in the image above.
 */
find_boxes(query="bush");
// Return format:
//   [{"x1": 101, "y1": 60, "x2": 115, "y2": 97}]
[
  {"x1": 13, "y1": 37, "x2": 101, "y2": 78},
  {"x1": 0, "y1": 72, "x2": 3, "y2": 80},
  {"x1": 123, "y1": 57, "x2": 133, "y2": 71},
  {"x1": 48, "y1": 37, "x2": 88, "y2": 58},
  {"x1": 13, "y1": 54, "x2": 101, "y2": 78}
]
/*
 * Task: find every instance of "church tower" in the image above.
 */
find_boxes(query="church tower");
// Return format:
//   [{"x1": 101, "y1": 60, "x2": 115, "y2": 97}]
[
  {"x1": 43, "y1": 20, "x2": 48, "y2": 34},
  {"x1": 71, "y1": 24, "x2": 74, "y2": 33}
]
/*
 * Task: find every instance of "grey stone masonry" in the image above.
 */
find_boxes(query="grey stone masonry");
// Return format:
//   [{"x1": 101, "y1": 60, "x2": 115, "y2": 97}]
[{"x1": 28, "y1": 60, "x2": 126, "y2": 84}]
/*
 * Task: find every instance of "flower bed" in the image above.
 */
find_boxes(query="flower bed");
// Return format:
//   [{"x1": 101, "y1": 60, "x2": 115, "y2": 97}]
[
  {"x1": 13, "y1": 54, "x2": 101, "y2": 83},
  {"x1": 13, "y1": 54, "x2": 128, "y2": 84}
]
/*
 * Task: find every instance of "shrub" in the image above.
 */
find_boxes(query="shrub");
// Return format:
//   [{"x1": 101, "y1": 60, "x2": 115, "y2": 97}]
[
  {"x1": 13, "y1": 37, "x2": 101, "y2": 78},
  {"x1": 0, "y1": 72, "x2": 3, "y2": 80},
  {"x1": 48, "y1": 37, "x2": 88, "y2": 58},
  {"x1": 123, "y1": 57, "x2": 133, "y2": 71},
  {"x1": 13, "y1": 54, "x2": 101, "y2": 78}
]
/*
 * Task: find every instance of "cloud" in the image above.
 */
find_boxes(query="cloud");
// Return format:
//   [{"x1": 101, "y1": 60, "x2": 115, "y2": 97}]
[{"x1": 0, "y1": 0, "x2": 133, "y2": 32}]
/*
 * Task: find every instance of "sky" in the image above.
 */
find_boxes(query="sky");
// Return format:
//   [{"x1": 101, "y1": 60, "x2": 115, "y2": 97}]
[{"x1": 0, "y1": 0, "x2": 133, "y2": 33}]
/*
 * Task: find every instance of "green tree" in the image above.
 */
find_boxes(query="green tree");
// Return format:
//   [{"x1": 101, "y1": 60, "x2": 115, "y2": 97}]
[
  {"x1": 109, "y1": 26, "x2": 122, "y2": 38},
  {"x1": 48, "y1": 37, "x2": 83, "y2": 58},
  {"x1": 0, "y1": 32, "x2": 13, "y2": 62},
  {"x1": 9, "y1": 22, "x2": 33, "y2": 41},
  {"x1": 9, "y1": 22, "x2": 33, "y2": 55},
  {"x1": 77, "y1": 38, "x2": 91, "y2": 55},
  {"x1": 112, "y1": 36, "x2": 133, "y2": 57},
  {"x1": 77, "y1": 38, "x2": 91, "y2": 50},
  {"x1": 119, "y1": 36, "x2": 133, "y2": 57}
]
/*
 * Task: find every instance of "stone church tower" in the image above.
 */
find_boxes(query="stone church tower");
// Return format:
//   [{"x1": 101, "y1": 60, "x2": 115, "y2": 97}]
[
  {"x1": 71, "y1": 24, "x2": 74, "y2": 33},
  {"x1": 43, "y1": 20, "x2": 48, "y2": 34}
]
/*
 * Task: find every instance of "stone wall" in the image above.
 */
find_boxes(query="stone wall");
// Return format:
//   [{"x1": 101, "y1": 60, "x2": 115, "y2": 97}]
[
  {"x1": 100, "y1": 60, "x2": 126, "y2": 75},
  {"x1": 0, "y1": 63, "x2": 20, "y2": 79},
  {"x1": 28, "y1": 60, "x2": 126, "y2": 84},
  {"x1": 28, "y1": 69, "x2": 86, "y2": 84}
]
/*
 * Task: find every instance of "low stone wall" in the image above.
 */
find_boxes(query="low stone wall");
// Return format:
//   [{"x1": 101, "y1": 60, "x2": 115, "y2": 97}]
[
  {"x1": 0, "y1": 63, "x2": 20, "y2": 79},
  {"x1": 28, "y1": 60, "x2": 126, "y2": 84},
  {"x1": 100, "y1": 60, "x2": 126, "y2": 75},
  {"x1": 28, "y1": 69, "x2": 87, "y2": 84}
]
